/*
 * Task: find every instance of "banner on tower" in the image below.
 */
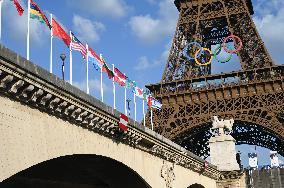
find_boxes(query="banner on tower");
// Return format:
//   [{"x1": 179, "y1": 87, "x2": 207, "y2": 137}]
[
  {"x1": 248, "y1": 153, "x2": 258, "y2": 168},
  {"x1": 270, "y1": 151, "x2": 279, "y2": 167}
]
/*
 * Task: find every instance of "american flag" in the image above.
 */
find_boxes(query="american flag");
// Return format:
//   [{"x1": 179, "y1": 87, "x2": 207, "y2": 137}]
[{"x1": 70, "y1": 32, "x2": 87, "y2": 59}]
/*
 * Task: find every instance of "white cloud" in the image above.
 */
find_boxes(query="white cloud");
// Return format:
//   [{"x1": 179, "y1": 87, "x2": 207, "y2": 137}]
[
  {"x1": 253, "y1": 0, "x2": 284, "y2": 65},
  {"x1": 74, "y1": 79, "x2": 109, "y2": 93},
  {"x1": 134, "y1": 41, "x2": 170, "y2": 70},
  {"x1": 67, "y1": 0, "x2": 130, "y2": 19},
  {"x1": 72, "y1": 15, "x2": 105, "y2": 43},
  {"x1": 2, "y1": 0, "x2": 49, "y2": 46},
  {"x1": 129, "y1": 0, "x2": 178, "y2": 44}
]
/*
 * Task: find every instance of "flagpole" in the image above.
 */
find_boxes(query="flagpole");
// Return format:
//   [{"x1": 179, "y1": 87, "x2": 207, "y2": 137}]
[
  {"x1": 86, "y1": 44, "x2": 89, "y2": 94},
  {"x1": 112, "y1": 64, "x2": 116, "y2": 109},
  {"x1": 27, "y1": 0, "x2": 31, "y2": 60},
  {"x1": 0, "y1": 0, "x2": 2, "y2": 41},
  {"x1": 134, "y1": 93, "x2": 137, "y2": 125},
  {"x1": 69, "y1": 31, "x2": 73, "y2": 85},
  {"x1": 150, "y1": 108, "x2": 154, "y2": 130},
  {"x1": 100, "y1": 54, "x2": 104, "y2": 102},
  {"x1": 50, "y1": 14, "x2": 53, "y2": 74},
  {"x1": 124, "y1": 73, "x2": 127, "y2": 115},
  {"x1": 143, "y1": 99, "x2": 146, "y2": 127}
]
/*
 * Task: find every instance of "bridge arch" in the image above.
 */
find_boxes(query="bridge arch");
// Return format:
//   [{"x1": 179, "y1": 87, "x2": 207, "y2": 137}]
[
  {"x1": 0, "y1": 93, "x2": 218, "y2": 188},
  {"x1": 174, "y1": 120, "x2": 284, "y2": 159},
  {"x1": 1, "y1": 154, "x2": 151, "y2": 188},
  {"x1": 188, "y1": 183, "x2": 205, "y2": 188}
]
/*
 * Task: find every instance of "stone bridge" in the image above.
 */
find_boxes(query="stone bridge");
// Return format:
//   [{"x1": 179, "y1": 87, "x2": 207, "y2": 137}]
[{"x1": 0, "y1": 45, "x2": 220, "y2": 188}]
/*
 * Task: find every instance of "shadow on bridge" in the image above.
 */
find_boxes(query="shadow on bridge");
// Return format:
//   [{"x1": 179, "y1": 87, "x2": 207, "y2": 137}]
[{"x1": 0, "y1": 154, "x2": 151, "y2": 188}]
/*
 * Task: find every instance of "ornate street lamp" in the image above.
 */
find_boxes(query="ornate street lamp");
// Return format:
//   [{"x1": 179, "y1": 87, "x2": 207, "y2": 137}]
[
  {"x1": 60, "y1": 53, "x2": 66, "y2": 81},
  {"x1": 126, "y1": 98, "x2": 131, "y2": 117}
]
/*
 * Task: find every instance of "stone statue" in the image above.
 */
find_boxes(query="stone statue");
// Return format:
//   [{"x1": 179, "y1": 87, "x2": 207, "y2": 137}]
[{"x1": 211, "y1": 116, "x2": 234, "y2": 135}]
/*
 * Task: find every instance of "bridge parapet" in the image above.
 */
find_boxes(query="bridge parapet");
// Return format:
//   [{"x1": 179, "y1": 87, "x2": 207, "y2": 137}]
[{"x1": 0, "y1": 45, "x2": 220, "y2": 180}]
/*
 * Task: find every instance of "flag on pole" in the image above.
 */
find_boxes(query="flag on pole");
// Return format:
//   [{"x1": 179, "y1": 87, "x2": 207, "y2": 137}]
[
  {"x1": 119, "y1": 113, "x2": 129, "y2": 131},
  {"x1": 88, "y1": 47, "x2": 103, "y2": 71},
  {"x1": 52, "y1": 18, "x2": 71, "y2": 47},
  {"x1": 114, "y1": 67, "x2": 127, "y2": 86},
  {"x1": 30, "y1": 0, "x2": 51, "y2": 29},
  {"x1": 13, "y1": 0, "x2": 24, "y2": 16},
  {"x1": 148, "y1": 96, "x2": 162, "y2": 109},
  {"x1": 134, "y1": 86, "x2": 144, "y2": 98},
  {"x1": 70, "y1": 32, "x2": 87, "y2": 59},
  {"x1": 50, "y1": 14, "x2": 53, "y2": 74},
  {"x1": 204, "y1": 161, "x2": 209, "y2": 170},
  {"x1": 125, "y1": 78, "x2": 136, "y2": 92},
  {"x1": 100, "y1": 56, "x2": 114, "y2": 79}
]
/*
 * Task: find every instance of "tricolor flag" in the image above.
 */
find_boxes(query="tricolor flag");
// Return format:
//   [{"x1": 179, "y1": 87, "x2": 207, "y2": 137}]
[
  {"x1": 52, "y1": 18, "x2": 71, "y2": 47},
  {"x1": 134, "y1": 86, "x2": 144, "y2": 99},
  {"x1": 100, "y1": 56, "x2": 114, "y2": 79},
  {"x1": 148, "y1": 96, "x2": 162, "y2": 109},
  {"x1": 88, "y1": 47, "x2": 103, "y2": 71},
  {"x1": 114, "y1": 67, "x2": 126, "y2": 86},
  {"x1": 30, "y1": 0, "x2": 51, "y2": 29},
  {"x1": 119, "y1": 113, "x2": 128, "y2": 131},
  {"x1": 13, "y1": 0, "x2": 24, "y2": 16},
  {"x1": 71, "y1": 32, "x2": 87, "y2": 59}
]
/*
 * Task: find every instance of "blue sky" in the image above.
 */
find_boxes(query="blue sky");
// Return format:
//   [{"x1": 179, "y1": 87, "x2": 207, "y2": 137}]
[{"x1": 2, "y1": 0, "x2": 284, "y2": 166}]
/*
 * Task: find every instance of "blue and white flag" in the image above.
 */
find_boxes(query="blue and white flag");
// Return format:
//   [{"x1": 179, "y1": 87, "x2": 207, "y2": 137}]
[
  {"x1": 88, "y1": 47, "x2": 103, "y2": 71},
  {"x1": 148, "y1": 96, "x2": 162, "y2": 109}
]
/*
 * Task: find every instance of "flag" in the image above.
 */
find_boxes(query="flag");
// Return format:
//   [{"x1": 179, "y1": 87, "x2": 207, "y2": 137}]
[
  {"x1": 143, "y1": 92, "x2": 148, "y2": 101},
  {"x1": 134, "y1": 86, "x2": 143, "y2": 98},
  {"x1": 52, "y1": 18, "x2": 71, "y2": 47},
  {"x1": 114, "y1": 67, "x2": 126, "y2": 86},
  {"x1": 30, "y1": 0, "x2": 51, "y2": 29},
  {"x1": 119, "y1": 113, "x2": 128, "y2": 131},
  {"x1": 88, "y1": 47, "x2": 103, "y2": 71},
  {"x1": 100, "y1": 56, "x2": 114, "y2": 79},
  {"x1": 71, "y1": 32, "x2": 87, "y2": 59},
  {"x1": 13, "y1": 0, "x2": 24, "y2": 16},
  {"x1": 148, "y1": 96, "x2": 162, "y2": 109},
  {"x1": 204, "y1": 161, "x2": 209, "y2": 170},
  {"x1": 125, "y1": 78, "x2": 136, "y2": 91}
]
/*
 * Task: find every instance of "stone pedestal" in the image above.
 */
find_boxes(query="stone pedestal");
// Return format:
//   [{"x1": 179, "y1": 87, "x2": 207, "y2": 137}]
[{"x1": 209, "y1": 134, "x2": 240, "y2": 171}]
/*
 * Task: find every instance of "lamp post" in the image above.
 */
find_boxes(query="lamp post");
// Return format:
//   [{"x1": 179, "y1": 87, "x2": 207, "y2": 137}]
[
  {"x1": 126, "y1": 98, "x2": 131, "y2": 117},
  {"x1": 60, "y1": 53, "x2": 66, "y2": 81}
]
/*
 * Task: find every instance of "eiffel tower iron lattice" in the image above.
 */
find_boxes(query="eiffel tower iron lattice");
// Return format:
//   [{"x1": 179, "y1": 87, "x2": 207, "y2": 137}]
[{"x1": 145, "y1": 0, "x2": 284, "y2": 159}]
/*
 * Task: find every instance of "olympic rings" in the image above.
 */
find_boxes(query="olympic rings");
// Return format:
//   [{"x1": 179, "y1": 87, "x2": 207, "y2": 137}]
[
  {"x1": 195, "y1": 48, "x2": 213, "y2": 66},
  {"x1": 183, "y1": 42, "x2": 202, "y2": 60},
  {"x1": 213, "y1": 44, "x2": 232, "y2": 63},
  {"x1": 222, "y1": 35, "x2": 243, "y2": 54},
  {"x1": 182, "y1": 35, "x2": 242, "y2": 65}
]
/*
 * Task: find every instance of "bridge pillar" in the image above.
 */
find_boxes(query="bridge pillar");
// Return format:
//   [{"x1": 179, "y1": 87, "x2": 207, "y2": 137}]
[{"x1": 209, "y1": 116, "x2": 239, "y2": 172}]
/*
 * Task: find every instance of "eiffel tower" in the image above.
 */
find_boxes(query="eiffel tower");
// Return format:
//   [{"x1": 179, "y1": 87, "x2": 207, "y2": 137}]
[{"x1": 146, "y1": 0, "x2": 284, "y2": 158}]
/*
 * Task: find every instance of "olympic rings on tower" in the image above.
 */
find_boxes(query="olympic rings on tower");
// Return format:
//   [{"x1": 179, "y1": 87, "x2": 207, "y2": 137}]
[
  {"x1": 213, "y1": 44, "x2": 232, "y2": 63},
  {"x1": 222, "y1": 34, "x2": 243, "y2": 54},
  {"x1": 183, "y1": 42, "x2": 202, "y2": 60},
  {"x1": 181, "y1": 34, "x2": 243, "y2": 65},
  {"x1": 194, "y1": 48, "x2": 213, "y2": 66}
]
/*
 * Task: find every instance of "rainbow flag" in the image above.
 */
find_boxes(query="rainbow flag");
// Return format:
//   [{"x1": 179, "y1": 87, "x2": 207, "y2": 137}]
[{"x1": 30, "y1": 0, "x2": 51, "y2": 29}]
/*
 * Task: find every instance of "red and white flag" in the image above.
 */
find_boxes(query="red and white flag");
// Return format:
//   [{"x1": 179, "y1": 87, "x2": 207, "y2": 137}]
[
  {"x1": 13, "y1": 0, "x2": 24, "y2": 16},
  {"x1": 119, "y1": 113, "x2": 128, "y2": 131},
  {"x1": 134, "y1": 86, "x2": 143, "y2": 98},
  {"x1": 70, "y1": 32, "x2": 87, "y2": 59},
  {"x1": 114, "y1": 67, "x2": 126, "y2": 86}
]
